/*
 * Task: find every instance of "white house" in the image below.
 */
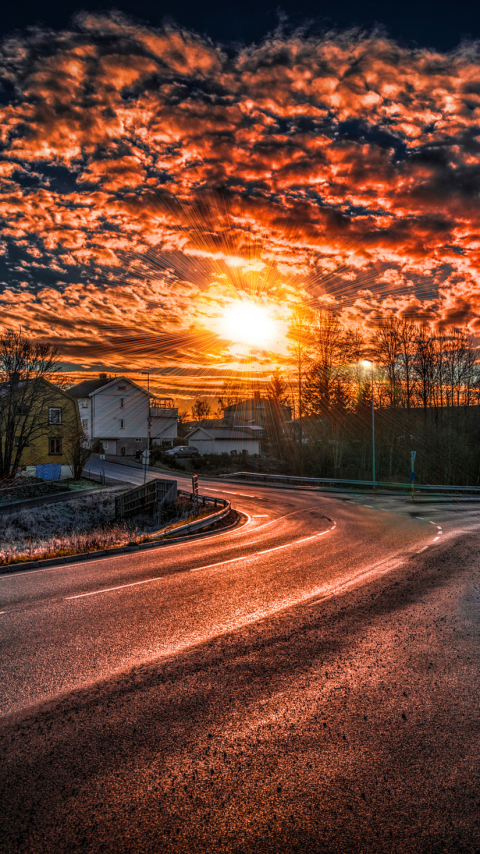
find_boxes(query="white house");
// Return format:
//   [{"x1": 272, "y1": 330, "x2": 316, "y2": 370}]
[
  {"x1": 185, "y1": 420, "x2": 261, "y2": 456},
  {"x1": 68, "y1": 374, "x2": 178, "y2": 456}
]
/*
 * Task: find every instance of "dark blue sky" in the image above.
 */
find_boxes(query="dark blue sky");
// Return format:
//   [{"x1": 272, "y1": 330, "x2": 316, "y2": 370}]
[{"x1": 3, "y1": 0, "x2": 480, "y2": 51}]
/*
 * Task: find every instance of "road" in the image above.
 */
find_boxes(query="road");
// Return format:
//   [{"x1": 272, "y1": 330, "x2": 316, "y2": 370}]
[{"x1": 1, "y1": 461, "x2": 480, "y2": 853}]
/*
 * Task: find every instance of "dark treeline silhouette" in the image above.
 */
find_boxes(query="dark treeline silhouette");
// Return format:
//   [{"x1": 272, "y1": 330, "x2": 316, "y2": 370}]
[
  {"x1": 260, "y1": 310, "x2": 480, "y2": 485},
  {"x1": 287, "y1": 310, "x2": 480, "y2": 417}
]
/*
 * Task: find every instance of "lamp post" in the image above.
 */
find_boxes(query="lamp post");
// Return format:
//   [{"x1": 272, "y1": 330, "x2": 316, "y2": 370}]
[{"x1": 362, "y1": 360, "x2": 376, "y2": 487}]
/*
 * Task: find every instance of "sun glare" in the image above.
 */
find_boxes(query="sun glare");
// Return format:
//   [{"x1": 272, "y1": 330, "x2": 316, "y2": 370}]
[{"x1": 220, "y1": 301, "x2": 278, "y2": 348}]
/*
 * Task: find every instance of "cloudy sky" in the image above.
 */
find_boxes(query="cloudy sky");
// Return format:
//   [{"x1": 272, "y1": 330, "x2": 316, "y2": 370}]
[{"x1": 2, "y1": 1, "x2": 480, "y2": 396}]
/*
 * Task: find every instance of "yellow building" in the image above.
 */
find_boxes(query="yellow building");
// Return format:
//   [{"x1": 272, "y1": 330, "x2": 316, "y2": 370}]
[{"x1": 9, "y1": 379, "x2": 82, "y2": 479}]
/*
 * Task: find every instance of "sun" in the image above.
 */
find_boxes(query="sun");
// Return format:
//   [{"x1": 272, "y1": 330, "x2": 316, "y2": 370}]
[{"x1": 220, "y1": 301, "x2": 278, "y2": 347}]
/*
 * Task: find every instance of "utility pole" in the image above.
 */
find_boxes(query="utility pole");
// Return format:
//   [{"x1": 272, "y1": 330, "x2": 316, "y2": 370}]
[
  {"x1": 362, "y1": 360, "x2": 376, "y2": 487},
  {"x1": 143, "y1": 416, "x2": 152, "y2": 484},
  {"x1": 371, "y1": 364, "x2": 376, "y2": 487}
]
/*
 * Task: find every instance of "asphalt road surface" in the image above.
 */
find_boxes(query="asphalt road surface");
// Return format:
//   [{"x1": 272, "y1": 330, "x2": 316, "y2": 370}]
[{"x1": 1, "y1": 461, "x2": 480, "y2": 853}]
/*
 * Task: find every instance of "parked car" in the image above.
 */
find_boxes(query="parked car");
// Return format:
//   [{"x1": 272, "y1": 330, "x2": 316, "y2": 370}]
[{"x1": 164, "y1": 445, "x2": 199, "y2": 458}]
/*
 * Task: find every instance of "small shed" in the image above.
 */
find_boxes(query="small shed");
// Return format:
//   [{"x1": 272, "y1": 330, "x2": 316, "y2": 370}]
[{"x1": 185, "y1": 422, "x2": 261, "y2": 456}]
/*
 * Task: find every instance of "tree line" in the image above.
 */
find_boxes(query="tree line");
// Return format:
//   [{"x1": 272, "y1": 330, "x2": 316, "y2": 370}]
[{"x1": 288, "y1": 309, "x2": 480, "y2": 419}]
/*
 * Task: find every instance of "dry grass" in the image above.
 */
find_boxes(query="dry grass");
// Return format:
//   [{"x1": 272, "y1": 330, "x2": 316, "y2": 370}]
[
  {"x1": 0, "y1": 493, "x2": 150, "y2": 566},
  {"x1": 0, "y1": 491, "x2": 205, "y2": 566}
]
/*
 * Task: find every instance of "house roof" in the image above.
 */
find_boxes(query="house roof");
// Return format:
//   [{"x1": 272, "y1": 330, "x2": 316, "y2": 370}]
[
  {"x1": 184, "y1": 417, "x2": 262, "y2": 431},
  {"x1": 68, "y1": 375, "x2": 150, "y2": 398},
  {"x1": 224, "y1": 397, "x2": 291, "y2": 413},
  {"x1": 67, "y1": 378, "x2": 112, "y2": 397},
  {"x1": 0, "y1": 376, "x2": 77, "y2": 403},
  {"x1": 185, "y1": 423, "x2": 261, "y2": 441}
]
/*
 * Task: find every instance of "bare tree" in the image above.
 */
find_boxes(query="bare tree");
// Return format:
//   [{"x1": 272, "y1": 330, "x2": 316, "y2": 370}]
[
  {"x1": 191, "y1": 397, "x2": 211, "y2": 420},
  {"x1": 287, "y1": 306, "x2": 313, "y2": 421},
  {"x1": 303, "y1": 309, "x2": 362, "y2": 415},
  {"x1": 0, "y1": 332, "x2": 60, "y2": 479},
  {"x1": 442, "y1": 330, "x2": 480, "y2": 407},
  {"x1": 412, "y1": 324, "x2": 436, "y2": 411},
  {"x1": 371, "y1": 318, "x2": 403, "y2": 407},
  {"x1": 397, "y1": 318, "x2": 417, "y2": 411},
  {"x1": 266, "y1": 367, "x2": 290, "y2": 406},
  {"x1": 64, "y1": 433, "x2": 101, "y2": 480}
]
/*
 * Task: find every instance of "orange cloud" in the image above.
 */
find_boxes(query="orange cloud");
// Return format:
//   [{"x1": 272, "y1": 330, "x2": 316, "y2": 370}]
[{"x1": 2, "y1": 16, "x2": 480, "y2": 384}]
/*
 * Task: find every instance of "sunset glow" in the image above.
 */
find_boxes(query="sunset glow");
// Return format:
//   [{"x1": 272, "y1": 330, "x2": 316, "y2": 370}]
[
  {"x1": 220, "y1": 302, "x2": 279, "y2": 348},
  {"x1": 1, "y1": 16, "x2": 480, "y2": 402}
]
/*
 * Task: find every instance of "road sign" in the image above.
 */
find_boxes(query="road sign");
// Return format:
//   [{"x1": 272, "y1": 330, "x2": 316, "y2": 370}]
[
  {"x1": 141, "y1": 450, "x2": 150, "y2": 463},
  {"x1": 410, "y1": 450, "x2": 416, "y2": 500},
  {"x1": 192, "y1": 474, "x2": 198, "y2": 495},
  {"x1": 99, "y1": 454, "x2": 105, "y2": 461}
]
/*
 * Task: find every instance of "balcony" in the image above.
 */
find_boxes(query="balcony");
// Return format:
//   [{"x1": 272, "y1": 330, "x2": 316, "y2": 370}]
[{"x1": 150, "y1": 397, "x2": 178, "y2": 417}]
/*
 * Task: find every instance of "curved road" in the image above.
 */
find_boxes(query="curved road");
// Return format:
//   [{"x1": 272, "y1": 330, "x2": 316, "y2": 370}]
[{"x1": 1, "y1": 462, "x2": 480, "y2": 852}]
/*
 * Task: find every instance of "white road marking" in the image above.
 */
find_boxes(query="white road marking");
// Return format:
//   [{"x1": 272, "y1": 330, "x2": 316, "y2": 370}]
[
  {"x1": 252, "y1": 515, "x2": 269, "y2": 517},
  {"x1": 0, "y1": 611, "x2": 5, "y2": 615},
  {"x1": 433, "y1": 536, "x2": 441, "y2": 541},
  {"x1": 220, "y1": 491, "x2": 256, "y2": 497},
  {"x1": 429, "y1": 521, "x2": 436, "y2": 526},
  {"x1": 66, "y1": 577, "x2": 159, "y2": 599},
  {"x1": 66, "y1": 528, "x2": 337, "y2": 597},
  {"x1": 417, "y1": 545, "x2": 429, "y2": 552}
]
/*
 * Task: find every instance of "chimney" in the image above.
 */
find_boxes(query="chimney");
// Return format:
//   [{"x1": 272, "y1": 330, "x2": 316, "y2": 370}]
[
  {"x1": 253, "y1": 390, "x2": 260, "y2": 402},
  {"x1": 99, "y1": 372, "x2": 107, "y2": 379}
]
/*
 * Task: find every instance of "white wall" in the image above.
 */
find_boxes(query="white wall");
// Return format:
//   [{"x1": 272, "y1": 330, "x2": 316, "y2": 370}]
[
  {"x1": 150, "y1": 414, "x2": 177, "y2": 441},
  {"x1": 91, "y1": 381, "x2": 149, "y2": 439},
  {"x1": 189, "y1": 436, "x2": 260, "y2": 456},
  {"x1": 78, "y1": 398, "x2": 92, "y2": 439}
]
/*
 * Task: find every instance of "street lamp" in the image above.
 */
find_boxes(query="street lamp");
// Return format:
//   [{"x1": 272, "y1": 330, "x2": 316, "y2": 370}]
[{"x1": 362, "y1": 360, "x2": 376, "y2": 486}]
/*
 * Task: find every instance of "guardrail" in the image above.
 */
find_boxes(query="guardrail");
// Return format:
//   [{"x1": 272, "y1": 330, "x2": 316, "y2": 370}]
[
  {"x1": 219, "y1": 471, "x2": 480, "y2": 493},
  {"x1": 151, "y1": 490, "x2": 231, "y2": 539}
]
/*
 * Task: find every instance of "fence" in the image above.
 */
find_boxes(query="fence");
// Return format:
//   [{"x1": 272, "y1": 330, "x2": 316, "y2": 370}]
[{"x1": 115, "y1": 479, "x2": 177, "y2": 520}]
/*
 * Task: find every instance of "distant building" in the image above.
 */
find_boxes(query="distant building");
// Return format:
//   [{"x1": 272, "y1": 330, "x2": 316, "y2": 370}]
[
  {"x1": 68, "y1": 374, "x2": 178, "y2": 456},
  {"x1": 224, "y1": 392, "x2": 292, "y2": 432},
  {"x1": 185, "y1": 418, "x2": 262, "y2": 456}
]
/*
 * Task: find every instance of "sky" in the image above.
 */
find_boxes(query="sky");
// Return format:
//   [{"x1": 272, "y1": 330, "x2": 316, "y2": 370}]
[{"x1": 2, "y1": 1, "x2": 480, "y2": 399}]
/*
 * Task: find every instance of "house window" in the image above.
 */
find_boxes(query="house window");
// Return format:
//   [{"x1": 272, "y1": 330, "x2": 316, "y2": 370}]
[
  {"x1": 81, "y1": 399, "x2": 88, "y2": 409},
  {"x1": 120, "y1": 398, "x2": 124, "y2": 408},
  {"x1": 49, "y1": 437, "x2": 62, "y2": 455},
  {"x1": 135, "y1": 438, "x2": 142, "y2": 442},
  {"x1": 103, "y1": 441, "x2": 109, "y2": 451},
  {"x1": 82, "y1": 419, "x2": 88, "y2": 429},
  {"x1": 49, "y1": 407, "x2": 62, "y2": 424},
  {"x1": 119, "y1": 419, "x2": 125, "y2": 429}
]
